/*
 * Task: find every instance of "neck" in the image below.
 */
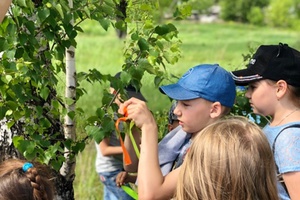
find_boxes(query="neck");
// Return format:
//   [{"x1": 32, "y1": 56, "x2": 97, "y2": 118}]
[{"x1": 272, "y1": 108, "x2": 300, "y2": 126}]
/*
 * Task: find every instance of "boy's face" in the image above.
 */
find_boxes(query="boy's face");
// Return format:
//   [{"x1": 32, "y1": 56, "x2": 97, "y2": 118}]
[
  {"x1": 245, "y1": 80, "x2": 277, "y2": 116},
  {"x1": 174, "y1": 98, "x2": 218, "y2": 134}
]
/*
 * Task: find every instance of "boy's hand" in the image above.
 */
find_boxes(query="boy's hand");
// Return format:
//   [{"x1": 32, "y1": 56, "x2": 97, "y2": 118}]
[{"x1": 118, "y1": 97, "x2": 155, "y2": 129}]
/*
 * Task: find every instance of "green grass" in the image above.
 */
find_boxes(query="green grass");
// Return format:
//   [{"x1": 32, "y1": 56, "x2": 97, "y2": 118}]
[{"x1": 73, "y1": 20, "x2": 300, "y2": 199}]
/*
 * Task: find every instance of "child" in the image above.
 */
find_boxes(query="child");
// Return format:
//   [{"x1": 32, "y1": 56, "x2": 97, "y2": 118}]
[
  {"x1": 115, "y1": 101, "x2": 180, "y2": 187},
  {"x1": 167, "y1": 101, "x2": 179, "y2": 132},
  {"x1": 231, "y1": 43, "x2": 300, "y2": 200},
  {"x1": 95, "y1": 72, "x2": 146, "y2": 200},
  {"x1": 0, "y1": 158, "x2": 54, "y2": 200},
  {"x1": 119, "y1": 64, "x2": 236, "y2": 199},
  {"x1": 176, "y1": 117, "x2": 279, "y2": 200}
]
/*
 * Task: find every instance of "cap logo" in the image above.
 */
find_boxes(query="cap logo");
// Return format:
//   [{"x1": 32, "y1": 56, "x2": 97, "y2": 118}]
[
  {"x1": 249, "y1": 58, "x2": 256, "y2": 65},
  {"x1": 182, "y1": 68, "x2": 194, "y2": 78}
]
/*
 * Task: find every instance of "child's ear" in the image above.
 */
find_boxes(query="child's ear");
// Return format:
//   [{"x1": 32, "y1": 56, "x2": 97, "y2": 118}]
[
  {"x1": 276, "y1": 80, "x2": 288, "y2": 99},
  {"x1": 210, "y1": 102, "x2": 222, "y2": 118}
]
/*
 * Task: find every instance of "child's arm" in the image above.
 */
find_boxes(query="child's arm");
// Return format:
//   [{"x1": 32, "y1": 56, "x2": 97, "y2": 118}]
[
  {"x1": 284, "y1": 172, "x2": 300, "y2": 200},
  {"x1": 99, "y1": 138, "x2": 122, "y2": 156},
  {"x1": 123, "y1": 126, "x2": 141, "y2": 173},
  {"x1": 0, "y1": 0, "x2": 12, "y2": 23},
  {"x1": 119, "y1": 97, "x2": 179, "y2": 199}
]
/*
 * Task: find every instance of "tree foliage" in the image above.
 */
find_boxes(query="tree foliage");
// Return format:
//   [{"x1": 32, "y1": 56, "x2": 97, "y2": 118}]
[
  {"x1": 220, "y1": 0, "x2": 269, "y2": 22},
  {"x1": 0, "y1": 0, "x2": 187, "y2": 171},
  {"x1": 266, "y1": 0, "x2": 300, "y2": 30}
]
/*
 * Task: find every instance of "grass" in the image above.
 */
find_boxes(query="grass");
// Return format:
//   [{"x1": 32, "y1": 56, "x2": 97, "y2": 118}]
[{"x1": 73, "y1": 20, "x2": 300, "y2": 199}]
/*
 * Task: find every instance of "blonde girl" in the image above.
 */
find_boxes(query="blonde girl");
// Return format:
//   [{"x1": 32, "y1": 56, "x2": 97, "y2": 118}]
[{"x1": 176, "y1": 117, "x2": 279, "y2": 200}]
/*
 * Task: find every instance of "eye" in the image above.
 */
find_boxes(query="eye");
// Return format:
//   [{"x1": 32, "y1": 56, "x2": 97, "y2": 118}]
[
  {"x1": 181, "y1": 101, "x2": 190, "y2": 107},
  {"x1": 248, "y1": 85, "x2": 256, "y2": 90}
]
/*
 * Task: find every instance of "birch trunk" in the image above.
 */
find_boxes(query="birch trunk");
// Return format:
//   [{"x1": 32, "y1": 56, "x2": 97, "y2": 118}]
[{"x1": 57, "y1": 0, "x2": 76, "y2": 198}]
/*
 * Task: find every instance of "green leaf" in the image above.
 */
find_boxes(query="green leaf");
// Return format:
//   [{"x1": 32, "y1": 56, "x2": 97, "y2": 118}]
[
  {"x1": 39, "y1": 118, "x2": 52, "y2": 129},
  {"x1": 40, "y1": 86, "x2": 50, "y2": 100},
  {"x1": 99, "y1": 18, "x2": 110, "y2": 31},
  {"x1": 154, "y1": 24, "x2": 169, "y2": 35},
  {"x1": 16, "y1": 0, "x2": 27, "y2": 7},
  {"x1": 154, "y1": 76, "x2": 163, "y2": 87},
  {"x1": 6, "y1": 120, "x2": 15, "y2": 129},
  {"x1": 67, "y1": 110, "x2": 76, "y2": 120},
  {"x1": 0, "y1": 37, "x2": 8, "y2": 51},
  {"x1": 138, "y1": 38, "x2": 149, "y2": 51},
  {"x1": 73, "y1": 141, "x2": 86, "y2": 153},
  {"x1": 131, "y1": 32, "x2": 139, "y2": 41},
  {"x1": 115, "y1": 20, "x2": 126, "y2": 31},
  {"x1": 37, "y1": 8, "x2": 51, "y2": 23},
  {"x1": 55, "y1": 4, "x2": 64, "y2": 18},
  {"x1": 85, "y1": 125, "x2": 105, "y2": 143}
]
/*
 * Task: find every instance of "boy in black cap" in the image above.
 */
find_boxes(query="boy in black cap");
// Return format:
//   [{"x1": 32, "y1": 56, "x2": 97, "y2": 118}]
[
  {"x1": 119, "y1": 64, "x2": 236, "y2": 199},
  {"x1": 95, "y1": 72, "x2": 146, "y2": 200},
  {"x1": 231, "y1": 43, "x2": 300, "y2": 200},
  {"x1": 167, "y1": 101, "x2": 179, "y2": 132}
]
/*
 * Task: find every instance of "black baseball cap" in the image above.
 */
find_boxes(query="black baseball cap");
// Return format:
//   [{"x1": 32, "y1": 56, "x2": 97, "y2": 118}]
[{"x1": 231, "y1": 43, "x2": 300, "y2": 86}]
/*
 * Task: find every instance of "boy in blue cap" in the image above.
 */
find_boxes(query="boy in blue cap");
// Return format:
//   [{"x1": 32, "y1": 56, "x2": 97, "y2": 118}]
[{"x1": 119, "y1": 64, "x2": 236, "y2": 199}]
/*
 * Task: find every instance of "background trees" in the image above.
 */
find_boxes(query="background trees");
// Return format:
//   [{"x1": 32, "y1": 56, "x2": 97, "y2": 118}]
[{"x1": 0, "y1": 0, "x2": 185, "y2": 198}]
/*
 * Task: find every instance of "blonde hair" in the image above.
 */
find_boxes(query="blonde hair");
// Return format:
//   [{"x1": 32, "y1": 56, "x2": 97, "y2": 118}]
[
  {"x1": 176, "y1": 117, "x2": 278, "y2": 200},
  {"x1": 0, "y1": 159, "x2": 54, "y2": 200}
]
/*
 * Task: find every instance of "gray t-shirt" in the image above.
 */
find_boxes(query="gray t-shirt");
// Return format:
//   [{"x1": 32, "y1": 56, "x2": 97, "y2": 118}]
[{"x1": 95, "y1": 130, "x2": 123, "y2": 173}]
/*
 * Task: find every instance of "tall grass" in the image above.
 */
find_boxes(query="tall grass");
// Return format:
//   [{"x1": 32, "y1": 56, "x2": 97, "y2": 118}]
[{"x1": 73, "y1": 20, "x2": 300, "y2": 199}]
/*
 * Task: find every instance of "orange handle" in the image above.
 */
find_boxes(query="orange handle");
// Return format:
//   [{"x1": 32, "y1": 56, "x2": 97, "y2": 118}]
[{"x1": 115, "y1": 106, "x2": 131, "y2": 165}]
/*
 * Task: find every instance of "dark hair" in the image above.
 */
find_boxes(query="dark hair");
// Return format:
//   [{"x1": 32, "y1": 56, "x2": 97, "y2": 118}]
[
  {"x1": 288, "y1": 85, "x2": 300, "y2": 107},
  {"x1": 0, "y1": 159, "x2": 54, "y2": 200}
]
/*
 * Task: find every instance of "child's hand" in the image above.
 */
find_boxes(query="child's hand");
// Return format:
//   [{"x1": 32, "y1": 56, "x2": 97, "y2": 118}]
[
  {"x1": 116, "y1": 171, "x2": 129, "y2": 187},
  {"x1": 118, "y1": 97, "x2": 155, "y2": 129},
  {"x1": 116, "y1": 171, "x2": 137, "y2": 187}
]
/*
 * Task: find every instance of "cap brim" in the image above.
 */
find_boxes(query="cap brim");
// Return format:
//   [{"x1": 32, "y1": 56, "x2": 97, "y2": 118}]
[
  {"x1": 159, "y1": 83, "x2": 199, "y2": 100},
  {"x1": 230, "y1": 69, "x2": 263, "y2": 86},
  {"x1": 127, "y1": 91, "x2": 146, "y2": 102}
]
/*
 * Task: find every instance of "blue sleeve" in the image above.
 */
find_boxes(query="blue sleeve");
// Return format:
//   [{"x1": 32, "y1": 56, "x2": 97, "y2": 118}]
[{"x1": 275, "y1": 127, "x2": 300, "y2": 173}]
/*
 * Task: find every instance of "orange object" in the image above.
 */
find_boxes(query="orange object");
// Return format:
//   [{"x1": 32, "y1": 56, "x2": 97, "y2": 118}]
[{"x1": 115, "y1": 106, "x2": 131, "y2": 165}]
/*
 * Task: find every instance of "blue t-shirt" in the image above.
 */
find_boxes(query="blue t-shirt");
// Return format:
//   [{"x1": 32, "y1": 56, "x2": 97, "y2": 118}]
[{"x1": 264, "y1": 122, "x2": 300, "y2": 200}]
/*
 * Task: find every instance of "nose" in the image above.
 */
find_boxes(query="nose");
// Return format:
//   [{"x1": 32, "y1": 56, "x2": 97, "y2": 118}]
[
  {"x1": 245, "y1": 89, "x2": 251, "y2": 99},
  {"x1": 173, "y1": 104, "x2": 181, "y2": 117}
]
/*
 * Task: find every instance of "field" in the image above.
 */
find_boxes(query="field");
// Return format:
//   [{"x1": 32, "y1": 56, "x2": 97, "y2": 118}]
[{"x1": 73, "y1": 20, "x2": 300, "y2": 199}]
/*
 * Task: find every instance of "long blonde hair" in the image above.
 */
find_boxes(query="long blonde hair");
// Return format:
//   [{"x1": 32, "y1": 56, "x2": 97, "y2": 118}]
[{"x1": 176, "y1": 117, "x2": 278, "y2": 200}]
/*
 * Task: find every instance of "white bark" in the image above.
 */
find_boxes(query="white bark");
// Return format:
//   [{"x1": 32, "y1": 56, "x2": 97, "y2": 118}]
[{"x1": 60, "y1": 0, "x2": 76, "y2": 181}]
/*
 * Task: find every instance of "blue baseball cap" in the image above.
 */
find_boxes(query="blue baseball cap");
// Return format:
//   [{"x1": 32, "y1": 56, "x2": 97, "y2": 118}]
[{"x1": 159, "y1": 64, "x2": 236, "y2": 108}]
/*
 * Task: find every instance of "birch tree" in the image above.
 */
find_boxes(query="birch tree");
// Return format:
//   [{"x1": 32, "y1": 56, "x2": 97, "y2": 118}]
[{"x1": 0, "y1": 0, "x2": 188, "y2": 198}]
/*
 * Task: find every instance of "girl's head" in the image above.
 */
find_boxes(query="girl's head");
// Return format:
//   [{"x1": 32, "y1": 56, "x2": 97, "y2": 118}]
[
  {"x1": 245, "y1": 79, "x2": 300, "y2": 116},
  {"x1": 0, "y1": 159, "x2": 54, "y2": 200},
  {"x1": 231, "y1": 43, "x2": 300, "y2": 116},
  {"x1": 176, "y1": 117, "x2": 278, "y2": 200}
]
